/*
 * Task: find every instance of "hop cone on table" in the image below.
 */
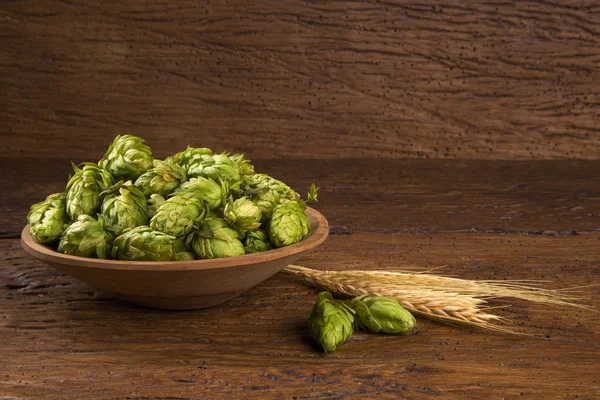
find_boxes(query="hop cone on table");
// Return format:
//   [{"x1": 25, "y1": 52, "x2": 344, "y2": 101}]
[
  {"x1": 99, "y1": 134, "x2": 153, "y2": 181},
  {"x1": 307, "y1": 291, "x2": 355, "y2": 353},
  {"x1": 134, "y1": 159, "x2": 187, "y2": 197},
  {"x1": 27, "y1": 193, "x2": 69, "y2": 244},
  {"x1": 100, "y1": 181, "x2": 148, "y2": 236},
  {"x1": 346, "y1": 296, "x2": 416, "y2": 334},
  {"x1": 65, "y1": 162, "x2": 114, "y2": 220},
  {"x1": 146, "y1": 193, "x2": 166, "y2": 219},
  {"x1": 57, "y1": 214, "x2": 112, "y2": 259},
  {"x1": 175, "y1": 177, "x2": 225, "y2": 210},
  {"x1": 112, "y1": 225, "x2": 194, "y2": 261},
  {"x1": 245, "y1": 174, "x2": 300, "y2": 221},
  {"x1": 186, "y1": 218, "x2": 245, "y2": 259},
  {"x1": 150, "y1": 192, "x2": 206, "y2": 237},
  {"x1": 243, "y1": 230, "x2": 273, "y2": 254},
  {"x1": 223, "y1": 196, "x2": 262, "y2": 237}
]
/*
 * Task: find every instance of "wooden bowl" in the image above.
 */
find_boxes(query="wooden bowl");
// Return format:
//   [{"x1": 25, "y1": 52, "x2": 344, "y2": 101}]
[{"x1": 21, "y1": 207, "x2": 328, "y2": 310}]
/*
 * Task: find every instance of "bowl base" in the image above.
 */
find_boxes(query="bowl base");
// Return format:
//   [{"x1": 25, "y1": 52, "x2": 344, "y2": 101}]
[{"x1": 114, "y1": 291, "x2": 243, "y2": 310}]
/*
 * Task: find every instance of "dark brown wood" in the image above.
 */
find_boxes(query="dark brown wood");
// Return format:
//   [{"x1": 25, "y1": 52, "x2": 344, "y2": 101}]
[
  {"x1": 2, "y1": 0, "x2": 600, "y2": 396},
  {"x1": 1, "y1": 232, "x2": 599, "y2": 399},
  {"x1": 2, "y1": 159, "x2": 600, "y2": 399},
  {"x1": 2, "y1": 158, "x2": 599, "y2": 235},
  {"x1": 2, "y1": 1, "x2": 600, "y2": 160}
]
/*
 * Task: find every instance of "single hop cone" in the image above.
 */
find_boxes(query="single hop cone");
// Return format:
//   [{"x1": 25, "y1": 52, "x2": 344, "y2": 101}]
[
  {"x1": 185, "y1": 218, "x2": 245, "y2": 259},
  {"x1": 99, "y1": 134, "x2": 153, "y2": 181},
  {"x1": 65, "y1": 162, "x2": 114, "y2": 220},
  {"x1": 57, "y1": 214, "x2": 112, "y2": 259},
  {"x1": 112, "y1": 225, "x2": 194, "y2": 261},
  {"x1": 307, "y1": 291, "x2": 355, "y2": 353},
  {"x1": 100, "y1": 180, "x2": 148, "y2": 236},
  {"x1": 27, "y1": 193, "x2": 69, "y2": 244},
  {"x1": 150, "y1": 192, "x2": 206, "y2": 237},
  {"x1": 134, "y1": 159, "x2": 187, "y2": 197},
  {"x1": 175, "y1": 177, "x2": 225, "y2": 211},
  {"x1": 165, "y1": 146, "x2": 213, "y2": 168},
  {"x1": 269, "y1": 201, "x2": 310, "y2": 248},
  {"x1": 224, "y1": 196, "x2": 262, "y2": 237},
  {"x1": 184, "y1": 152, "x2": 244, "y2": 187},
  {"x1": 347, "y1": 296, "x2": 416, "y2": 334},
  {"x1": 243, "y1": 230, "x2": 273, "y2": 254},
  {"x1": 229, "y1": 153, "x2": 255, "y2": 177},
  {"x1": 244, "y1": 174, "x2": 299, "y2": 221}
]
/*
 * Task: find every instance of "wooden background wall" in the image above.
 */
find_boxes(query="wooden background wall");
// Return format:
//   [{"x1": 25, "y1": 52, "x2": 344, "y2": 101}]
[{"x1": 2, "y1": 0, "x2": 599, "y2": 160}]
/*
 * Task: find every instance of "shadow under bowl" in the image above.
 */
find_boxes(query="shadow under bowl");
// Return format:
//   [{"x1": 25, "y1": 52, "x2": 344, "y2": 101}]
[{"x1": 21, "y1": 207, "x2": 328, "y2": 310}]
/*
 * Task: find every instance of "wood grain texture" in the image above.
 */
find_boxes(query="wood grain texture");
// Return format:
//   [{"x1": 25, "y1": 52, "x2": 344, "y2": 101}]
[
  {"x1": 2, "y1": 0, "x2": 600, "y2": 160},
  {"x1": 1, "y1": 233, "x2": 599, "y2": 399},
  {"x1": 2, "y1": 158, "x2": 599, "y2": 236},
  {"x1": 2, "y1": 159, "x2": 600, "y2": 399}
]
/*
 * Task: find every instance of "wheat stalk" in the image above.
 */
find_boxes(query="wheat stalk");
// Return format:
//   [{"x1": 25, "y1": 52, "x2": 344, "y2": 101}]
[{"x1": 282, "y1": 265, "x2": 592, "y2": 334}]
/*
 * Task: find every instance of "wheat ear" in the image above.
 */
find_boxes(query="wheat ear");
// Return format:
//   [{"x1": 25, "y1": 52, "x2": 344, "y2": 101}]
[{"x1": 282, "y1": 265, "x2": 592, "y2": 334}]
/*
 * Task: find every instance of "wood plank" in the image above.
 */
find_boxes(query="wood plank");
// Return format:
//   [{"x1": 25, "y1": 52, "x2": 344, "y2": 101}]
[
  {"x1": 2, "y1": 1, "x2": 600, "y2": 160},
  {"x1": 3, "y1": 158, "x2": 599, "y2": 235},
  {"x1": 1, "y1": 233, "x2": 599, "y2": 398}
]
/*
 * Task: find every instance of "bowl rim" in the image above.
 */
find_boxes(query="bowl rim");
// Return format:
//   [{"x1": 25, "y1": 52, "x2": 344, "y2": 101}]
[{"x1": 21, "y1": 206, "x2": 328, "y2": 271}]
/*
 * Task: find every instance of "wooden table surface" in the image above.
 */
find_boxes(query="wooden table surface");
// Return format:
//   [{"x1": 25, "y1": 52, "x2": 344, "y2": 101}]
[
  {"x1": 3, "y1": 0, "x2": 600, "y2": 398},
  {"x1": 1, "y1": 158, "x2": 599, "y2": 399}
]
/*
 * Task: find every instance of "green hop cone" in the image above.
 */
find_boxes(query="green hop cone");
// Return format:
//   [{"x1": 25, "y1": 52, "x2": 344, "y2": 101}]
[
  {"x1": 223, "y1": 196, "x2": 262, "y2": 237},
  {"x1": 165, "y1": 146, "x2": 213, "y2": 167},
  {"x1": 244, "y1": 230, "x2": 273, "y2": 254},
  {"x1": 147, "y1": 194, "x2": 166, "y2": 219},
  {"x1": 347, "y1": 296, "x2": 416, "y2": 334},
  {"x1": 307, "y1": 291, "x2": 355, "y2": 353},
  {"x1": 269, "y1": 200, "x2": 310, "y2": 248},
  {"x1": 185, "y1": 152, "x2": 243, "y2": 186},
  {"x1": 27, "y1": 193, "x2": 69, "y2": 244},
  {"x1": 175, "y1": 177, "x2": 225, "y2": 210},
  {"x1": 65, "y1": 162, "x2": 114, "y2": 220},
  {"x1": 185, "y1": 218, "x2": 245, "y2": 259},
  {"x1": 57, "y1": 214, "x2": 112, "y2": 259},
  {"x1": 245, "y1": 174, "x2": 300, "y2": 221},
  {"x1": 150, "y1": 193, "x2": 206, "y2": 237},
  {"x1": 100, "y1": 180, "x2": 148, "y2": 236},
  {"x1": 99, "y1": 134, "x2": 153, "y2": 181},
  {"x1": 229, "y1": 153, "x2": 255, "y2": 177},
  {"x1": 112, "y1": 225, "x2": 195, "y2": 261},
  {"x1": 134, "y1": 159, "x2": 187, "y2": 197}
]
